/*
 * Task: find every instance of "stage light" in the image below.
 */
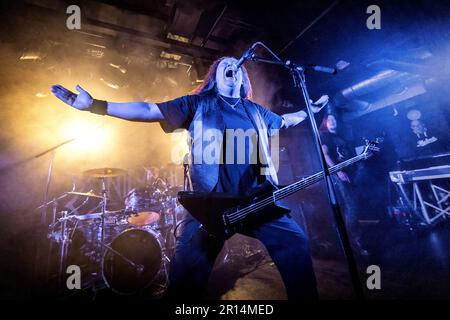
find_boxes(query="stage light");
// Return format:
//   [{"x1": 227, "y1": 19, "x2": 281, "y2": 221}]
[
  {"x1": 166, "y1": 33, "x2": 189, "y2": 43},
  {"x1": 160, "y1": 51, "x2": 182, "y2": 61},
  {"x1": 109, "y1": 63, "x2": 127, "y2": 74},
  {"x1": 19, "y1": 51, "x2": 42, "y2": 60},
  {"x1": 100, "y1": 78, "x2": 120, "y2": 89},
  {"x1": 60, "y1": 118, "x2": 111, "y2": 153}
]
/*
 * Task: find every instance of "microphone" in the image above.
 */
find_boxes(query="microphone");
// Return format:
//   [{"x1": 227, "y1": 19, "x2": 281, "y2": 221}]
[
  {"x1": 286, "y1": 61, "x2": 337, "y2": 75},
  {"x1": 235, "y1": 43, "x2": 258, "y2": 69},
  {"x1": 309, "y1": 65, "x2": 337, "y2": 75}
]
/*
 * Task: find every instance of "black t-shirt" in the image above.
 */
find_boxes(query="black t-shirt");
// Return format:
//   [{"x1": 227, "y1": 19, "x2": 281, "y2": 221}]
[
  {"x1": 408, "y1": 129, "x2": 445, "y2": 156},
  {"x1": 321, "y1": 131, "x2": 353, "y2": 163},
  {"x1": 156, "y1": 94, "x2": 282, "y2": 193}
]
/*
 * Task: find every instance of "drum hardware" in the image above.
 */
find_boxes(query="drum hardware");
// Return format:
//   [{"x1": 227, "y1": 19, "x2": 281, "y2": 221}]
[
  {"x1": 124, "y1": 183, "x2": 175, "y2": 227},
  {"x1": 37, "y1": 190, "x2": 72, "y2": 234},
  {"x1": 69, "y1": 210, "x2": 122, "y2": 221},
  {"x1": 101, "y1": 228, "x2": 166, "y2": 295},
  {"x1": 183, "y1": 153, "x2": 193, "y2": 192},
  {"x1": 37, "y1": 191, "x2": 71, "y2": 210},
  {"x1": 66, "y1": 191, "x2": 105, "y2": 199},
  {"x1": 46, "y1": 166, "x2": 181, "y2": 295},
  {"x1": 37, "y1": 190, "x2": 73, "y2": 289},
  {"x1": 99, "y1": 241, "x2": 145, "y2": 273},
  {"x1": 58, "y1": 210, "x2": 69, "y2": 289},
  {"x1": 49, "y1": 170, "x2": 119, "y2": 291},
  {"x1": 49, "y1": 208, "x2": 98, "y2": 288}
]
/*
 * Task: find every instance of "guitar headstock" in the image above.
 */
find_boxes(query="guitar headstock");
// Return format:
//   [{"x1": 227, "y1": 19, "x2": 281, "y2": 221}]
[{"x1": 362, "y1": 139, "x2": 381, "y2": 159}]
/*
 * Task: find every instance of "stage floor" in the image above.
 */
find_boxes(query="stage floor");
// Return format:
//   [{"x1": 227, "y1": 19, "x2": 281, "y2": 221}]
[
  {"x1": 1, "y1": 219, "x2": 449, "y2": 299},
  {"x1": 205, "y1": 221, "x2": 450, "y2": 300}
]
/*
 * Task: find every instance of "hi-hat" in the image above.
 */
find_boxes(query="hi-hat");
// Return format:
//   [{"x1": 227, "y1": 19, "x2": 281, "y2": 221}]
[{"x1": 83, "y1": 167, "x2": 127, "y2": 178}]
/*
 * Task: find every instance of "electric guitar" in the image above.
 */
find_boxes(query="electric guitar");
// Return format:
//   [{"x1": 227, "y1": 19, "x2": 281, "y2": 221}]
[{"x1": 178, "y1": 141, "x2": 380, "y2": 239}]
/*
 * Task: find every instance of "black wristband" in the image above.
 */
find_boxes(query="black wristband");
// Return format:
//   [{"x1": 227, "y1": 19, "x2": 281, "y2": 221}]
[{"x1": 88, "y1": 99, "x2": 108, "y2": 115}]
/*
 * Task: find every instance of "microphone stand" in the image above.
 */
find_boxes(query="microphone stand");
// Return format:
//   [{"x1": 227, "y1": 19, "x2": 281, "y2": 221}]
[{"x1": 247, "y1": 43, "x2": 364, "y2": 299}]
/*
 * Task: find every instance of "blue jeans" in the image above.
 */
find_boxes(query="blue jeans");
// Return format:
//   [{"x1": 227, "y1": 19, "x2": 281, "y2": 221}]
[{"x1": 167, "y1": 213, "x2": 318, "y2": 299}]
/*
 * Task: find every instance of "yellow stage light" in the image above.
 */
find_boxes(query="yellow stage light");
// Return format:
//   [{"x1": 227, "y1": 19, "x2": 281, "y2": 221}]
[{"x1": 60, "y1": 118, "x2": 110, "y2": 153}]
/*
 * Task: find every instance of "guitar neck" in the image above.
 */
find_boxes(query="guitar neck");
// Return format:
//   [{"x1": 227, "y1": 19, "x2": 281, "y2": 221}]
[
  {"x1": 228, "y1": 152, "x2": 368, "y2": 224},
  {"x1": 227, "y1": 148, "x2": 373, "y2": 225},
  {"x1": 273, "y1": 152, "x2": 367, "y2": 202}
]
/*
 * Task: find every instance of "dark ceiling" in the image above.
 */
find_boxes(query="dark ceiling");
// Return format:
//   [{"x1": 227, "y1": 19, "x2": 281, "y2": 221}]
[
  {"x1": 2, "y1": 0, "x2": 450, "y2": 118},
  {"x1": 1, "y1": 0, "x2": 357, "y2": 72}
]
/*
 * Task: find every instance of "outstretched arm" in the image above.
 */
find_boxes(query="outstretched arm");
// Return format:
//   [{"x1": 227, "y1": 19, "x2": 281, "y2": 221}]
[
  {"x1": 51, "y1": 84, "x2": 164, "y2": 122},
  {"x1": 281, "y1": 94, "x2": 329, "y2": 128},
  {"x1": 105, "y1": 101, "x2": 164, "y2": 121},
  {"x1": 281, "y1": 110, "x2": 307, "y2": 128}
]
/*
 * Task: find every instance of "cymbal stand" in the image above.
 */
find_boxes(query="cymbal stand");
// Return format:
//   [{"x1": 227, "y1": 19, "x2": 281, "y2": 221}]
[
  {"x1": 58, "y1": 210, "x2": 69, "y2": 290},
  {"x1": 100, "y1": 178, "x2": 107, "y2": 253}
]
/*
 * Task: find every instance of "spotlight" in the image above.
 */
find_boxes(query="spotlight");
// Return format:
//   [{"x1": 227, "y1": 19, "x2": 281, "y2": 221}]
[{"x1": 60, "y1": 119, "x2": 110, "y2": 153}]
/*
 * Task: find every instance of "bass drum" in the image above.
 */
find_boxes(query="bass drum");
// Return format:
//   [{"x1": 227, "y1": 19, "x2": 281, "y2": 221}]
[{"x1": 102, "y1": 228, "x2": 163, "y2": 295}]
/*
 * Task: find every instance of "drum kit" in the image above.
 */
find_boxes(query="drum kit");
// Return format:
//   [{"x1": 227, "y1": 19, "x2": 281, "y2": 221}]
[{"x1": 46, "y1": 167, "x2": 183, "y2": 296}]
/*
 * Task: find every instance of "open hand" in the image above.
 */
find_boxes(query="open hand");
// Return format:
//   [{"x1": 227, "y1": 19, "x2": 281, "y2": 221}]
[
  {"x1": 310, "y1": 94, "x2": 329, "y2": 113},
  {"x1": 51, "y1": 84, "x2": 93, "y2": 110}
]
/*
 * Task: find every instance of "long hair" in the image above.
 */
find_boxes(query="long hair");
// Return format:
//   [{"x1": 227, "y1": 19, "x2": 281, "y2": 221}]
[
  {"x1": 319, "y1": 114, "x2": 328, "y2": 132},
  {"x1": 320, "y1": 114, "x2": 334, "y2": 132},
  {"x1": 193, "y1": 57, "x2": 253, "y2": 99},
  {"x1": 319, "y1": 112, "x2": 340, "y2": 133}
]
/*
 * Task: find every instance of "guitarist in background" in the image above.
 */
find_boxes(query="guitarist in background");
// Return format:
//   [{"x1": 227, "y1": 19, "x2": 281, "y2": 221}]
[
  {"x1": 320, "y1": 113, "x2": 368, "y2": 256},
  {"x1": 51, "y1": 57, "x2": 328, "y2": 299}
]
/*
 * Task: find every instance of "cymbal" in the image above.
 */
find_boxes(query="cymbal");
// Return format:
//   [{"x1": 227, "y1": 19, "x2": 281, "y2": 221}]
[
  {"x1": 66, "y1": 191, "x2": 104, "y2": 199},
  {"x1": 127, "y1": 211, "x2": 160, "y2": 226},
  {"x1": 83, "y1": 167, "x2": 127, "y2": 178}
]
